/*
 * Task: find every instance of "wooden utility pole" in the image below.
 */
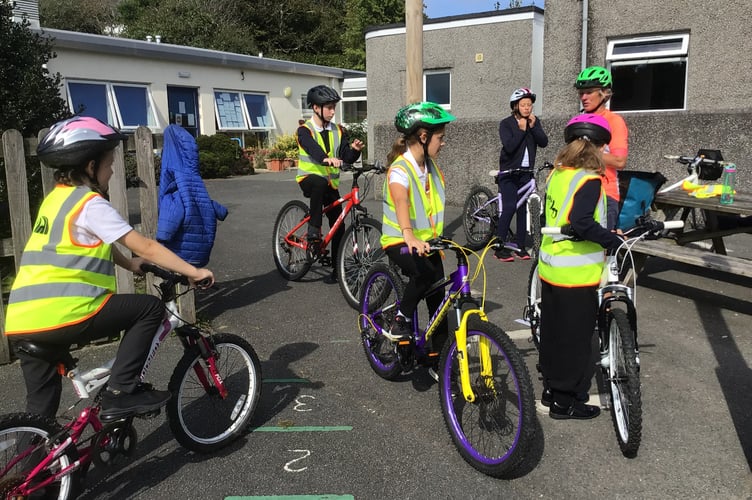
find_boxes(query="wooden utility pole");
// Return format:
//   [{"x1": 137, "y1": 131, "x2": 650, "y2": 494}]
[{"x1": 405, "y1": 0, "x2": 423, "y2": 104}]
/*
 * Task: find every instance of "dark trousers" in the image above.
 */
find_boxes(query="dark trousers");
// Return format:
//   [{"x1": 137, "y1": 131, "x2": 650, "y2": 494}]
[
  {"x1": 386, "y1": 246, "x2": 447, "y2": 352},
  {"x1": 13, "y1": 294, "x2": 164, "y2": 417},
  {"x1": 539, "y1": 280, "x2": 598, "y2": 406},
  {"x1": 299, "y1": 175, "x2": 344, "y2": 262},
  {"x1": 497, "y1": 171, "x2": 532, "y2": 248}
]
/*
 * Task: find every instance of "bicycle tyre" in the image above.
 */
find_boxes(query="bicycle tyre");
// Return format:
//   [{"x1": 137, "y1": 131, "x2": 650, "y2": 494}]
[
  {"x1": 528, "y1": 194, "x2": 542, "y2": 258},
  {"x1": 438, "y1": 315, "x2": 536, "y2": 478},
  {"x1": 0, "y1": 413, "x2": 80, "y2": 500},
  {"x1": 525, "y1": 263, "x2": 542, "y2": 350},
  {"x1": 272, "y1": 200, "x2": 312, "y2": 281},
  {"x1": 167, "y1": 333, "x2": 262, "y2": 453},
  {"x1": 605, "y1": 309, "x2": 642, "y2": 457},
  {"x1": 337, "y1": 217, "x2": 387, "y2": 310},
  {"x1": 358, "y1": 263, "x2": 405, "y2": 380},
  {"x1": 462, "y1": 185, "x2": 498, "y2": 250}
]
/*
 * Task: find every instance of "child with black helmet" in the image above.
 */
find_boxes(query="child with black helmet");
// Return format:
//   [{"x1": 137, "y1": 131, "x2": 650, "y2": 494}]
[
  {"x1": 296, "y1": 85, "x2": 364, "y2": 283},
  {"x1": 537, "y1": 114, "x2": 624, "y2": 420},
  {"x1": 495, "y1": 87, "x2": 548, "y2": 261},
  {"x1": 5, "y1": 116, "x2": 214, "y2": 421}
]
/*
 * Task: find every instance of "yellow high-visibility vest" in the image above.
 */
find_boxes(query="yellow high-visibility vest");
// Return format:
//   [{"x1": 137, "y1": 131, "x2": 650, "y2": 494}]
[
  {"x1": 538, "y1": 167, "x2": 607, "y2": 287},
  {"x1": 295, "y1": 119, "x2": 343, "y2": 189},
  {"x1": 5, "y1": 185, "x2": 116, "y2": 335},
  {"x1": 381, "y1": 156, "x2": 445, "y2": 248}
]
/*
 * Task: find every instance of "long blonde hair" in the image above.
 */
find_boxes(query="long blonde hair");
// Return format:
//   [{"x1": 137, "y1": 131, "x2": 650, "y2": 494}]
[{"x1": 553, "y1": 139, "x2": 605, "y2": 174}]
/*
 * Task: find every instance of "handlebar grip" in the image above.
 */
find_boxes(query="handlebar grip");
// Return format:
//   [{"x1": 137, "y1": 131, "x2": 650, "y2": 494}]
[
  {"x1": 661, "y1": 220, "x2": 685, "y2": 230},
  {"x1": 195, "y1": 277, "x2": 213, "y2": 289},
  {"x1": 139, "y1": 263, "x2": 189, "y2": 285}
]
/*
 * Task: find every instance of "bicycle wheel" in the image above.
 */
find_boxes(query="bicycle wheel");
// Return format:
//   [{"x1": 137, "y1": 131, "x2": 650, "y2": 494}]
[
  {"x1": 0, "y1": 413, "x2": 80, "y2": 500},
  {"x1": 272, "y1": 200, "x2": 312, "y2": 281},
  {"x1": 438, "y1": 315, "x2": 535, "y2": 478},
  {"x1": 525, "y1": 263, "x2": 542, "y2": 350},
  {"x1": 337, "y1": 216, "x2": 387, "y2": 310},
  {"x1": 167, "y1": 333, "x2": 262, "y2": 453},
  {"x1": 462, "y1": 185, "x2": 498, "y2": 250},
  {"x1": 359, "y1": 263, "x2": 405, "y2": 380},
  {"x1": 527, "y1": 194, "x2": 542, "y2": 258},
  {"x1": 605, "y1": 309, "x2": 642, "y2": 457}
]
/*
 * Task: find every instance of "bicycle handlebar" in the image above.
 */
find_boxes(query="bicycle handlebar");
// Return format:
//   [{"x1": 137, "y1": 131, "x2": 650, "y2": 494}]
[
  {"x1": 488, "y1": 162, "x2": 554, "y2": 178},
  {"x1": 399, "y1": 237, "x2": 502, "y2": 255},
  {"x1": 140, "y1": 263, "x2": 213, "y2": 289},
  {"x1": 341, "y1": 161, "x2": 386, "y2": 174},
  {"x1": 541, "y1": 218, "x2": 684, "y2": 238},
  {"x1": 663, "y1": 154, "x2": 730, "y2": 166}
]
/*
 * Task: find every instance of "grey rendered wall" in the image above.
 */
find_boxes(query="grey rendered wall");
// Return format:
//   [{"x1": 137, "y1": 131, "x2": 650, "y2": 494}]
[
  {"x1": 543, "y1": 0, "x2": 752, "y2": 190},
  {"x1": 366, "y1": 9, "x2": 545, "y2": 205}
]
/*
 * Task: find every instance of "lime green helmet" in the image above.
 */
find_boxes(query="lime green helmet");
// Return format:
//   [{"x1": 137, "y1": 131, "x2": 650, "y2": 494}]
[
  {"x1": 394, "y1": 101, "x2": 456, "y2": 136},
  {"x1": 575, "y1": 65, "x2": 613, "y2": 89}
]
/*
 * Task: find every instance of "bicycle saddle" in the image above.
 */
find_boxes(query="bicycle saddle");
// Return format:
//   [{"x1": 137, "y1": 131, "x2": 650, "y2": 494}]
[{"x1": 13, "y1": 340, "x2": 77, "y2": 368}]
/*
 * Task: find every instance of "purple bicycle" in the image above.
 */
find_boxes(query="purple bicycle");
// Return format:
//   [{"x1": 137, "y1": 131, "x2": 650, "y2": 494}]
[{"x1": 358, "y1": 238, "x2": 536, "y2": 478}]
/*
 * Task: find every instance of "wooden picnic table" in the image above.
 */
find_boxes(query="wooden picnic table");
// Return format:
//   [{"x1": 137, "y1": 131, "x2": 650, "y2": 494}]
[{"x1": 632, "y1": 189, "x2": 752, "y2": 278}]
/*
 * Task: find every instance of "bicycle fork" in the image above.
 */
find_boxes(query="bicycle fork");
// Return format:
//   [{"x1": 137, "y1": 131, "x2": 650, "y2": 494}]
[{"x1": 455, "y1": 309, "x2": 493, "y2": 403}]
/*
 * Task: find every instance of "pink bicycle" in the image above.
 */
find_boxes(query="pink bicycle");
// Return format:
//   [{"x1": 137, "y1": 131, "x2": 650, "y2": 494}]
[{"x1": 0, "y1": 264, "x2": 261, "y2": 499}]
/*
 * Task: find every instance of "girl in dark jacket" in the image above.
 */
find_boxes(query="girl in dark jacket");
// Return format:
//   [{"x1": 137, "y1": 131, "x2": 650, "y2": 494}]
[{"x1": 495, "y1": 87, "x2": 549, "y2": 261}]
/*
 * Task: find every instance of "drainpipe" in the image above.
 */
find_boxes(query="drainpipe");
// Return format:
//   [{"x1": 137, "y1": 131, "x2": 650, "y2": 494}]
[{"x1": 580, "y1": 0, "x2": 588, "y2": 70}]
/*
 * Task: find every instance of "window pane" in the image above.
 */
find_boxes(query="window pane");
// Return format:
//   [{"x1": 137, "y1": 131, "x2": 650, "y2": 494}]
[
  {"x1": 68, "y1": 82, "x2": 110, "y2": 124},
  {"x1": 343, "y1": 101, "x2": 367, "y2": 123},
  {"x1": 611, "y1": 60, "x2": 687, "y2": 111},
  {"x1": 426, "y1": 73, "x2": 450, "y2": 105},
  {"x1": 612, "y1": 38, "x2": 684, "y2": 57},
  {"x1": 112, "y1": 85, "x2": 155, "y2": 128},
  {"x1": 214, "y1": 91, "x2": 246, "y2": 129},
  {"x1": 243, "y1": 93, "x2": 273, "y2": 129}
]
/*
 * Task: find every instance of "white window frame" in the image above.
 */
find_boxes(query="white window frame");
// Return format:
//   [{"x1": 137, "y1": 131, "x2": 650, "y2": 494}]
[
  {"x1": 66, "y1": 80, "x2": 160, "y2": 131},
  {"x1": 423, "y1": 70, "x2": 451, "y2": 110},
  {"x1": 214, "y1": 90, "x2": 276, "y2": 131},
  {"x1": 606, "y1": 33, "x2": 689, "y2": 112},
  {"x1": 300, "y1": 93, "x2": 313, "y2": 119}
]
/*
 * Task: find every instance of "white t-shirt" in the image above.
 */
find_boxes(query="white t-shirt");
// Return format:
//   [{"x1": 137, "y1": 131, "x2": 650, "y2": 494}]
[
  {"x1": 388, "y1": 149, "x2": 427, "y2": 190},
  {"x1": 73, "y1": 195, "x2": 133, "y2": 246}
]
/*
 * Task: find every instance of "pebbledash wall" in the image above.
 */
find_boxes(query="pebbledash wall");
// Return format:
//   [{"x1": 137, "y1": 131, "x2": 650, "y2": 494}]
[
  {"x1": 366, "y1": 6, "x2": 545, "y2": 204},
  {"x1": 366, "y1": 3, "x2": 752, "y2": 204},
  {"x1": 542, "y1": 0, "x2": 752, "y2": 193}
]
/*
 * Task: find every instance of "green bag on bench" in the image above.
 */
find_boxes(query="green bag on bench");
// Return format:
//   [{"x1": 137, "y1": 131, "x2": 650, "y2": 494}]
[{"x1": 617, "y1": 170, "x2": 667, "y2": 230}]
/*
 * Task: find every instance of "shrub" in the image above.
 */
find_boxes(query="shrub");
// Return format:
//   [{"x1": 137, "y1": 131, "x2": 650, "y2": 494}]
[
  {"x1": 344, "y1": 119, "x2": 368, "y2": 159},
  {"x1": 195, "y1": 134, "x2": 249, "y2": 178},
  {"x1": 273, "y1": 134, "x2": 298, "y2": 159}
]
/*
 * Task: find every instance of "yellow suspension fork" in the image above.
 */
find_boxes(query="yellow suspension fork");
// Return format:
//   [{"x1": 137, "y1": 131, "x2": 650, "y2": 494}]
[{"x1": 455, "y1": 309, "x2": 493, "y2": 403}]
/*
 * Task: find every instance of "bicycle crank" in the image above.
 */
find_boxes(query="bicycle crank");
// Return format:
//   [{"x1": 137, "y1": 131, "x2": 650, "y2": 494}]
[{"x1": 93, "y1": 420, "x2": 138, "y2": 468}]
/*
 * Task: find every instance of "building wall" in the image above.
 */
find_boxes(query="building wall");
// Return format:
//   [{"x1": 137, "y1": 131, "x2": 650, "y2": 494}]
[
  {"x1": 366, "y1": 7, "x2": 545, "y2": 204},
  {"x1": 543, "y1": 0, "x2": 752, "y2": 190}
]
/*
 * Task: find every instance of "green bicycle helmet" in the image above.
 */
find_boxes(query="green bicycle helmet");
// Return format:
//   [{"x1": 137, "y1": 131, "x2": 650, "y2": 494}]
[
  {"x1": 394, "y1": 101, "x2": 456, "y2": 136},
  {"x1": 575, "y1": 65, "x2": 613, "y2": 89}
]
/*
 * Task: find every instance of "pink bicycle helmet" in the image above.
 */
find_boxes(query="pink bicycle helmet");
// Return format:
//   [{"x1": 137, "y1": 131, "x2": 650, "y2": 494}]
[
  {"x1": 37, "y1": 116, "x2": 127, "y2": 168},
  {"x1": 509, "y1": 87, "x2": 536, "y2": 109},
  {"x1": 564, "y1": 113, "x2": 611, "y2": 145}
]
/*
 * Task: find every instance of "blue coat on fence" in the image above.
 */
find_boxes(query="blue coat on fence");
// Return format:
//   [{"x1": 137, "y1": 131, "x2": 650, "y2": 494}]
[{"x1": 157, "y1": 125, "x2": 228, "y2": 267}]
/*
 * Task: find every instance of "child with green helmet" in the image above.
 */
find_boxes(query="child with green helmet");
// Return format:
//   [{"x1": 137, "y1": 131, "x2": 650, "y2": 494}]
[
  {"x1": 575, "y1": 65, "x2": 629, "y2": 230},
  {"x1": 380, "y1": 102, "x2": 455, "y2": 377}
]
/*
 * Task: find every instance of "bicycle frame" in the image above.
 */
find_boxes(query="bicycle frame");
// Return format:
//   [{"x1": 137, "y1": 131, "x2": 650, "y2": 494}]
[{"x1": 408, "y1": 244, "x2": 497, "y2": 403}]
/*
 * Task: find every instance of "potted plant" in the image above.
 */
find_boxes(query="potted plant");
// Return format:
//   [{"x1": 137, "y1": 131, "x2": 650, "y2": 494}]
[{"x1": 265, "y1": 148, "x2": 288, "y2": 171}]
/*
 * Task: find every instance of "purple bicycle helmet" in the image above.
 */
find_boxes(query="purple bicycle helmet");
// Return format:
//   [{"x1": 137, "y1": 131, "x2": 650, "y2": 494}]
[
  {"x1": 37, "y1": 116, "x2": 127, "y2": 168},
  {"x1": 564, "y1": 113, "x2": 611, "y2": 145},
  {"x1": 509, "y1": 87, "x2": 536, "y2": 109}
]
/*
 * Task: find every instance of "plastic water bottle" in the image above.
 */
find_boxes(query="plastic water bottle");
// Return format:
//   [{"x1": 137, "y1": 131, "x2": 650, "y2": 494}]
[{"x1": 720, "y1": 163, "x2": 736, "y2": 205}]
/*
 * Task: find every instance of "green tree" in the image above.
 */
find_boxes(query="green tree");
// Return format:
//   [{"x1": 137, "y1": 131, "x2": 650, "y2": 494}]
[
  {"x1": 342, "y1": 0, "x2": 405, "y2": 70},
  {"x1": 118, "y1": 0, "x2": 259, "y2": 55},
  {"x1": 0, "y1": 3, "x2": 69, "y2": 135},
  {"x1": 38, "y1": 0, "x2": 120, "y2": 35}
]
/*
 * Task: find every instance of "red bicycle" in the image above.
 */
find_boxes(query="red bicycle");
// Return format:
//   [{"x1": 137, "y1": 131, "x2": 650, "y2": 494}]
[{"x1": 272, "y1": 162, "x2": 387, "y2": 309}]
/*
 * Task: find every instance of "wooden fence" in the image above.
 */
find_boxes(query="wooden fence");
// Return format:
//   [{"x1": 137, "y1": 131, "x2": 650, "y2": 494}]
[{"x1": 0, "y1": 126, "x2": 195, "y2": 365}]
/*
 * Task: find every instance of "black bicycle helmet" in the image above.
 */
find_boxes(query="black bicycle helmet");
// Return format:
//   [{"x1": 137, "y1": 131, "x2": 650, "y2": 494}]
[
  {"x1": 306, "y1": 85, "x2": 341, "y2": 108},
  {"x1": 564, "y1": 113, "x2": 612, "y2": 146},
  {"x1": 37, "y1": 116, "x2": 127, "y2": 168},
  {"x1": 394, "y1": 102, "x2": 456, "y2": 136}
]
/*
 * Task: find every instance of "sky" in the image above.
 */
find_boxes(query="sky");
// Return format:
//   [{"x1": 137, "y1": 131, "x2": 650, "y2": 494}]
[{"x1": 424, "y1": 0, "x2": 544, "y2": 19}]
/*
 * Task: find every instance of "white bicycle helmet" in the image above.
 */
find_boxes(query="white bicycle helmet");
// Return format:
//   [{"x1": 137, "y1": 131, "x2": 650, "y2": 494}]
[
  {"x1": 509, "y1": 87, "x2": 536, "y2": 109},
  {"x1": 37, "y1": 116, "x2": 126, "y2": 168}
]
